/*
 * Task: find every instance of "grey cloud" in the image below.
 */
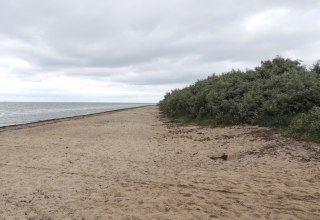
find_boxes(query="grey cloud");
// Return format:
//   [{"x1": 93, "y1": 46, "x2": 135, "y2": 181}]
[{"x1": 0, "y1": 0, "x2": 320, "y2": 101}]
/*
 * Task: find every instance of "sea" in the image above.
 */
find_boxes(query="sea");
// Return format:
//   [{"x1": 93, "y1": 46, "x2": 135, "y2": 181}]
[{"x1": 0, "y1": 102, "x2": 151, "y2": 127}]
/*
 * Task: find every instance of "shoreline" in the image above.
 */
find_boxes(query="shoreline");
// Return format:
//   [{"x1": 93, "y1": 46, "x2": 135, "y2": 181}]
[{"x1": 0, "y1": 104, "x2": 154, "y2": 132}]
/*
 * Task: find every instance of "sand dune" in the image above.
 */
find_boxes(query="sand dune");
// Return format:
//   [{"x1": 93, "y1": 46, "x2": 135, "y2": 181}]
[{"x1": 0, "y1": 106, "x2": 319, "y2": 219}]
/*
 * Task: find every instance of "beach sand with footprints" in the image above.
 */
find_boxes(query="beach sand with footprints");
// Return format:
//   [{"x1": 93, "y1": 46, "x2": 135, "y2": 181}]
[{"x1": 0, "y1": 106, "x2": 319, "y2": 219}]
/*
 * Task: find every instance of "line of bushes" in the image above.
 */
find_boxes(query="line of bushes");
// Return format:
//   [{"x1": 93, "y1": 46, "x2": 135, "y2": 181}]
[{"x1": 159, "y1": 56, "x2": 320, "y2": 142}]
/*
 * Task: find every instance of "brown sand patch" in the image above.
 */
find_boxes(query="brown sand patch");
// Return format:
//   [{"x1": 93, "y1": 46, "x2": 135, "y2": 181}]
[{"x1": 0, "y1": 106, "x2": 319, "y2": 219}]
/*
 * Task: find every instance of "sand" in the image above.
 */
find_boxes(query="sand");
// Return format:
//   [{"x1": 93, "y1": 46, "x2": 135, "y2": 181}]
[{"x1": 0, "y1": 106, "x2": 319, "y2": 220}]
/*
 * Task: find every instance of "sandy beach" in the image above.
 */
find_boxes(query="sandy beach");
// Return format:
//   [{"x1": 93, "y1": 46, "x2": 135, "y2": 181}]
[{"x1": 0, "y1": 106, "x2": 319, "y2": 220}]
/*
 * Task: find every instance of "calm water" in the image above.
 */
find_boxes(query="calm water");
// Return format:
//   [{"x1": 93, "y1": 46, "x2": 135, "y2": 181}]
[{"x1": 0, "y1": 102, "x2": 150, "y2": 127}]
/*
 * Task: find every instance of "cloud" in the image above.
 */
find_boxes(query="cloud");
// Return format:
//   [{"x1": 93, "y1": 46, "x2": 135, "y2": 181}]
[{"x1": 0, "y1": 0, "x2": 320, "y2": 102}]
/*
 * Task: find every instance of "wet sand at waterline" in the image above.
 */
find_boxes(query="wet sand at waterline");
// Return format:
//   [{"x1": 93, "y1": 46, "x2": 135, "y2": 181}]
[{"x1": 0, "y1": 106, "x2": 319, "y2": 219}]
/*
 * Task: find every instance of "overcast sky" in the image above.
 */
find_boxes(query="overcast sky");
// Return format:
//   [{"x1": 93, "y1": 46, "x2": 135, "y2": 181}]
[{"x1": 0, "y1": 0, "x2": 320, "y2": 102}]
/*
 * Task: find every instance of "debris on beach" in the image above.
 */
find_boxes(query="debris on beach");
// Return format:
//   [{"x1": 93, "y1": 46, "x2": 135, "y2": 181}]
[{"x1": 210, "y1": 153, "x2": 228, "y2": 161}]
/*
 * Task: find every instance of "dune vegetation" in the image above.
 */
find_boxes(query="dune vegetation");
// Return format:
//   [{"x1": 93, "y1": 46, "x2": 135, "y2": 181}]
[{"x1": 159, "y1": 56, "x2": 320, "y2": 142}]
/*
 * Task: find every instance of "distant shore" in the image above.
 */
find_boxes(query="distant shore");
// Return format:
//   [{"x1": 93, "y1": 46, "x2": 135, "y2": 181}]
[
  {"x1": 0, "y1": 104, "x2": 154, "y2": 132},
  {"x1": 0, "y1": 106, "x2": 319, "y2": 219}
]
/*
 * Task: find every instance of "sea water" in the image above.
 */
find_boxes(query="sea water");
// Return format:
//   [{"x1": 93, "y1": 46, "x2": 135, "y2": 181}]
[{"x1": 0, "y1": 102, "x2": 150, "y2": 127}]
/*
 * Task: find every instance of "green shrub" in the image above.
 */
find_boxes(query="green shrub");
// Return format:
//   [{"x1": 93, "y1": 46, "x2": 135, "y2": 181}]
[
  {"x1": 311, "y1": 60, "x2": 320, "y2": 75},
  {"x1": 288, "y1": 107, "x2": 320, "y2": 141},
  {"x1": 159, "y1": 56, "x2": 320, "y2": 142}
]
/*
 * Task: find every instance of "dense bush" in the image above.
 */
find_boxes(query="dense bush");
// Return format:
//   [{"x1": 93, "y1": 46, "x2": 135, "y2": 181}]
[
  {"x1": 159, "y1": 56, "x2": 320, "y2": 141},
  {"x1": 288, "y1": 107, "x2": 320, "y2": 141}
]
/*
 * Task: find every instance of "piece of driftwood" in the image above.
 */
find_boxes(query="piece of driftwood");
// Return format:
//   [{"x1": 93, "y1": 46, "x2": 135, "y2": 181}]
[{"x1": 210, "y1": 153, "x2": 228, "y2": 161}]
